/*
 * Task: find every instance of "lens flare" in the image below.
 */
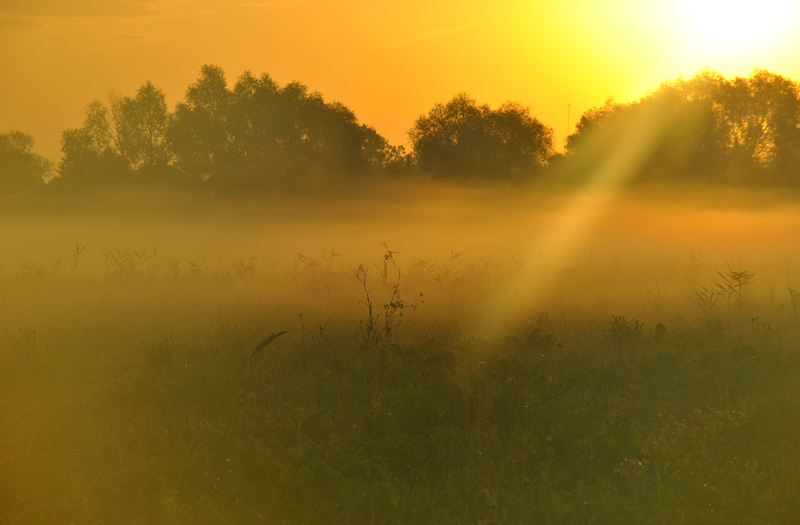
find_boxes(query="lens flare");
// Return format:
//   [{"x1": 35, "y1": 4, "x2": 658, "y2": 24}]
[{"x1": 484, "y1": 98, "x2": 679, "y2": 331}]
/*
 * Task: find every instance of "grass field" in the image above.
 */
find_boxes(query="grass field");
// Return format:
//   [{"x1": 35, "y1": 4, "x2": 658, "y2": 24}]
[{"x1": 3, "y1": 186, "x2": 800, "y2": 524}]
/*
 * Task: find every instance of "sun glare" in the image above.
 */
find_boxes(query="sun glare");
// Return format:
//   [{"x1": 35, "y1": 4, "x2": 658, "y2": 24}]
[{"x1": 676, "y1": 0, "x2": 796, "y2": 56}]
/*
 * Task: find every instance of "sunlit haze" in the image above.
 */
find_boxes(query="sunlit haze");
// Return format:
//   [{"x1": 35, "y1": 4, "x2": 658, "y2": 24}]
[
  {"x1": 675, "y1": 0, "x2": 797, "y2": 55},
  {"x1": 6, "y1": 1, "x2": 800, "y2": 522}
]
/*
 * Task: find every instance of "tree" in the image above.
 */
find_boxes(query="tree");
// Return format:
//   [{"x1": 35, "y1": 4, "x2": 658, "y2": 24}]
[
  {"x1": 408, "y1": 93, "x2": 554, "y2": 178},
  {"x1": 168, "y1": 64, "x2": 231, "y2": 181},
  {"x1": 58, "y1": 65, "x2": 404, "y2": 192},
  {"x1": 715, "y1": 70, "x2": 800, "y2": 182},
  {"x1": 646, "y1": 71, "x2": 728, "y2": 180},
  {"x1": 59, "y1": 81, "x2": 177, "y2": 187},
  {"x1": 115, "y1": 81, "x2": 170, "y2": 170},
  {"x1": 564, "y1": 98, "x2": 627, "y2": 156},
  {"x1": 564, "y1": 69, "x2": 800, "y2": 185},
  {"x1": 490, "y1": 101, "x2": 555, "y2": 173},
  {"x1": 0, "y1": 131, "x2": 53, "y2": 196},
  {"x1": 225, "y1": 71, "x2": 282, "y2": 187},
  {"x1": 224, "y1": 70, "x2": 385, "y2": 190},
  {"x1": 269, "y1": 81, "x2": 366, "y2": 178},
  {"x1": 58, "y1": 100, "x2": 129, "y2": 186},
  {"x1": 361, "y1": 125, "x2": 409, "y2": 175}
]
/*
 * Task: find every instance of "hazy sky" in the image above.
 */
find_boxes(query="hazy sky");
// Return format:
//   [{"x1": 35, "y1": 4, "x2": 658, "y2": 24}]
[{"x1": 2, "y1": 0, "x2": 799, "y2": 162}]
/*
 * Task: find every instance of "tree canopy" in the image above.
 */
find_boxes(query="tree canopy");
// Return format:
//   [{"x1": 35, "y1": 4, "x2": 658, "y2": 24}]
[
  {"x1": 115, "y1": 81, "x2": 171, "y2": 171},
  {"x1": 57, "y1": 64, "x2": 405, "y2": 192},
  {"x1": 408, "y1": 93, "x2": 554, "y2": 178},
  {"x1": 564, "y1": 69, "x2": 800, "y2": 185},
  {"x1": 39, "y1": 66, "x2": 800, "y2": 193},
  {"x1": 0, "y1": 131, "x2": 53, "y2": 196}
]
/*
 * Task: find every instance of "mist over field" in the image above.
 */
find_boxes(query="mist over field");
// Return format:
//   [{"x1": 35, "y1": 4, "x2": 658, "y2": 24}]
[
  {"x1": 8, "y1": 178, "x2": 800, "y2": 523},
  {"x1": 4, "y1": 181, "x2": 800, "y2": 333},
  {"x1": 8, "y1": 64, "x2": 800, "y2": 523}
]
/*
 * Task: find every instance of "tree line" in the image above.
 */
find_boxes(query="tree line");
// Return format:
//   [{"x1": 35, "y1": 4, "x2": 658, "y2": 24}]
[
  {"x1": 3, "y1": 67, "x2": 800, "y2": 196},
  {"x1": 564, "y1": 69, "x2": 800, "y2": 185},
  {"x1": 56, "y1": 65, "x2": 410, "y2": 192}
]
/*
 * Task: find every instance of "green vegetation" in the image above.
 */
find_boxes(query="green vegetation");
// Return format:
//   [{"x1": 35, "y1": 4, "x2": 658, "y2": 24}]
[{"x1": 3, "y1": 235, "x2": 800, "y2": 524}]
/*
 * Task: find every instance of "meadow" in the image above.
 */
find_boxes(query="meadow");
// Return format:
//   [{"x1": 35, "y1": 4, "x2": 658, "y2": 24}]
[{"x1": 3, "y1": 183, "x2": 800, "y2": 524}]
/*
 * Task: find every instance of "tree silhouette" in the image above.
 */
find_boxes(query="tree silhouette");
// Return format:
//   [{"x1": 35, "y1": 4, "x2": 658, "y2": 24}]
[
  {"x1": 58, "y1": 82, "x2": 174, "y2": 187},
  {"x1": 59, "y1": 100, "x2": 128, "y2": 186},
  {"x1": 564, "y1": 69, "x2": 800, "y2": 185},
  {"x1": 218, "y1": 68, "x2": 391, "y2": 190},
  {"x1": 408, "y1": 93, "x2": 554, "y2": 178},
  {"x1": 360, "y1": 125, "x2": 409, "y2": 175},
  {"x1": 167, "y1": 64, "x2": 231, "y2": 182},
  {"x1": 225, "y1": 71, "x2": 282, "y2": 187},
  {"x1": 716, "y1": 70, "x2": 800, "y2": 182},
  {"x1": 52, "y1": 64, "x2": 800, "y2": 193},
  {"x1": 168, "y1": 66, "x2": 381, "y2": 191},
  {"x1": 0, "y1": 131, "x2": 53, "y2": 196},
  {"x1": 490, "y1": 101, "x2": 555, "y2": 173},
  {"x1": 115, "y1": 81, "x2": 170, "y2": 170},
  {"x1": 564, "y1": 98, "x2": 627, "y2": 156}
]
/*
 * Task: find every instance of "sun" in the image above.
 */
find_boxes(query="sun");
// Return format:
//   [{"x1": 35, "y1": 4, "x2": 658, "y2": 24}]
[{"x1": 675, "y1": 0, "x2": 797, "y2": 57}]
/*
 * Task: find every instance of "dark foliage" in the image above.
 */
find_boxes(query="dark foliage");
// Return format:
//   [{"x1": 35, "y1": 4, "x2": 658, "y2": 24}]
[
  {"x1": 6, "y1": 316, "x2": 800, "y2": 523},
  {"x1": 0, "y1": 131, "x2": 52, "y2": 196},
  {"x1": 408, "y1": 93, "x2": 555, "y2": 179},
  {"x1": 47, "y1": 66, "x2": 800, "y2": 192},
  {"x1": 57, "y1": 65, "x2": 405, "y2": 192},
  {"x1": 564, "y1": 69, "x2": 800, "y2": 185}
]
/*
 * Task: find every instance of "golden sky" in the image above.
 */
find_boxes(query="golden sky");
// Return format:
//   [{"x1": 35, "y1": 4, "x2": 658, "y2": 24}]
[{"x1": 2, "y1": 0, "x2": 799, "y2": 162}]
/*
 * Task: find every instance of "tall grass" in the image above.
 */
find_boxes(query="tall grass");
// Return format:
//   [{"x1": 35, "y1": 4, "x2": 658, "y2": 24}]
[{"x1": 2, "y1": 245, "x2": 800, "y2": 523}]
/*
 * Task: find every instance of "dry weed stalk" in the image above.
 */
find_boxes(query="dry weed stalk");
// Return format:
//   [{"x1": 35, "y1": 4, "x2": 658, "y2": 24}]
[{"x1": 357, "y1": 246, "x2": 422, "y2": 350}]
